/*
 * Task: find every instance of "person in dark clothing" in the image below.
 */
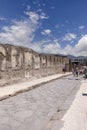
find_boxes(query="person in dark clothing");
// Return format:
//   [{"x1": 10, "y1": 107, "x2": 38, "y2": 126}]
[
  {"x1": 76, "y1": 69, "x2": 78, "y2": 77},
  {"x1": 63, "y1": 68, "x2": 66, "y2": 73}
]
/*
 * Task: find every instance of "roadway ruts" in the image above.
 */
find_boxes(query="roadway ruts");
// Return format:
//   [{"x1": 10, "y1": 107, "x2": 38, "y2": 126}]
[{"x1": 0, "y1": 75, "x2": 82, "y2": 130}]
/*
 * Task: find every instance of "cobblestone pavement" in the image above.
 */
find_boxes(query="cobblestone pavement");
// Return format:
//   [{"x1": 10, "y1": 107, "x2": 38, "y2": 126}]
[{"x1": 0, "y1": 75, "x2": 82, "y2": 130}]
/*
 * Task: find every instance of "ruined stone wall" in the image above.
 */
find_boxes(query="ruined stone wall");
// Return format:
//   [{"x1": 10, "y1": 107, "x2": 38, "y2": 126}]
[{"x1": 0, "y1": 43, "x2": 70, "y2": 86}]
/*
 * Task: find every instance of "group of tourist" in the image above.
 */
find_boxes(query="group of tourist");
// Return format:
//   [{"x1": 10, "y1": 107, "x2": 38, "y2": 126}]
[
  {"x1": 72, "y1": 67, "x2": 79, "y2": 77},
  {"x1": 72, "y1": 66, "x2": 87, "y2": 78}
]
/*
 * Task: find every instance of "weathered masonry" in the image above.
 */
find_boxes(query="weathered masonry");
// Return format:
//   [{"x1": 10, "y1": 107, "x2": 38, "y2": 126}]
[{"x1": 0, "y1": 43, "x2": 70, "y2": 86}]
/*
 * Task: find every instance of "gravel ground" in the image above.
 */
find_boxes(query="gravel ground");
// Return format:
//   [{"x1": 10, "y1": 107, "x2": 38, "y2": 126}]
[{"x1": 0, "y1": 75, "x2": 82, "y2": 130}]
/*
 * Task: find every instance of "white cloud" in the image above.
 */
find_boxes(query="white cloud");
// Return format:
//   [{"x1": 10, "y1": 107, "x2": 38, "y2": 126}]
[
  {"x1": 43, "y1": 43, "x2": 60, "y2": 53},
  {"x1": 24, "y1": 11, "x2": 40, "y2": 24},
  {"x1": 25, "y1": 11, "x2": 49, "y2": 22},
  {"x1": 0, "y1": 7, "x2": 87, "y2": 57},
  {"x1": 61, "y1": 35, "x2": 87, "y2": 56},
  {"x1": 63, "y1": 33, "x2": 77, "y2": 41},
  {"x1": 78, "y1": 25, "x2": 85, "y2": 30},
  {"x1": 0, "y1": 20, "x2": 35, "y2": 46},
  {"x1": 0, "y1": 17, "x2": 6, "y2": 21},
  {"x1": 41, "y1": 29, "x2": 51, "y2": 36},
  {"x1": 32, "y1": 35, "x2": 87, "y2": 56},
  {"x1": 42, "y1": 39, "x2": 60, "y2": 53},
  {"x1": 40, "y1": 12, "x2": 49, "y2": 19},
  {"x1": 74, "y1": 35, "x2": 87, "y2": 55},
  {"x1": 30, "y1": 38, "x2": 61, "y2": 54},
  {"x1": 31, "y1": 38, "x2": 74, "y2": 56},
  {"x1": 0, "y1": 9, "x2": 48, "y2": 46}
]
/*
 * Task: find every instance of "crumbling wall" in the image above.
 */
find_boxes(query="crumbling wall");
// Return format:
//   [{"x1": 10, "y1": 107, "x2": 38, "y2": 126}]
[{"x1": 0, "y1": 43, "x2": 70, "y2": 86}]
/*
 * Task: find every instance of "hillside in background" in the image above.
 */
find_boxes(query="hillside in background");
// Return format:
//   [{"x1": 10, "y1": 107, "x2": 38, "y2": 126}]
[{"x1": 67, "y1": 55, "x2": 87, "y2": 61}]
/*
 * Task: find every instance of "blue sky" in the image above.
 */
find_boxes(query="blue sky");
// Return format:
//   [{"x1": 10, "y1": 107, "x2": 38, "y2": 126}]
[{"x1": 0, "y1": 0, "x2": 87, "y2": 56}]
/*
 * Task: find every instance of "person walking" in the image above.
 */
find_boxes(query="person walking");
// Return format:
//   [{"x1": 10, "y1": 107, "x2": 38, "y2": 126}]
[{"x1": 75, "y1": 67, "x2": 79, "y2": 77}]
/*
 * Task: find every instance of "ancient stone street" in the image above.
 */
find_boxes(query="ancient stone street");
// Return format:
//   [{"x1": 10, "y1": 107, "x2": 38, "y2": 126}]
[{"x1": 0, "y1": 75, "x2": 82, "y2": 130}]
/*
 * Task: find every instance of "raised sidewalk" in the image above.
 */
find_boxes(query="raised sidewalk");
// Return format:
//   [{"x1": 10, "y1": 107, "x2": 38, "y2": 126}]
[
  {"x1": 0, "y1": 72, "x2": 71, "y2": 101},
  {"x1": 59, "y1": 79, "x2": 87, "y2": 130}
]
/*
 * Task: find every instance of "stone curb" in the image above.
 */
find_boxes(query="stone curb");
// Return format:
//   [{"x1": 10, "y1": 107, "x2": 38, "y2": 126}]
[
  {"x1": 0, "y1": 73, "x2": 71, "y2": 101},
  {"x1": 58, "y1": 79, "x2": 87, "y2": 130}
]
